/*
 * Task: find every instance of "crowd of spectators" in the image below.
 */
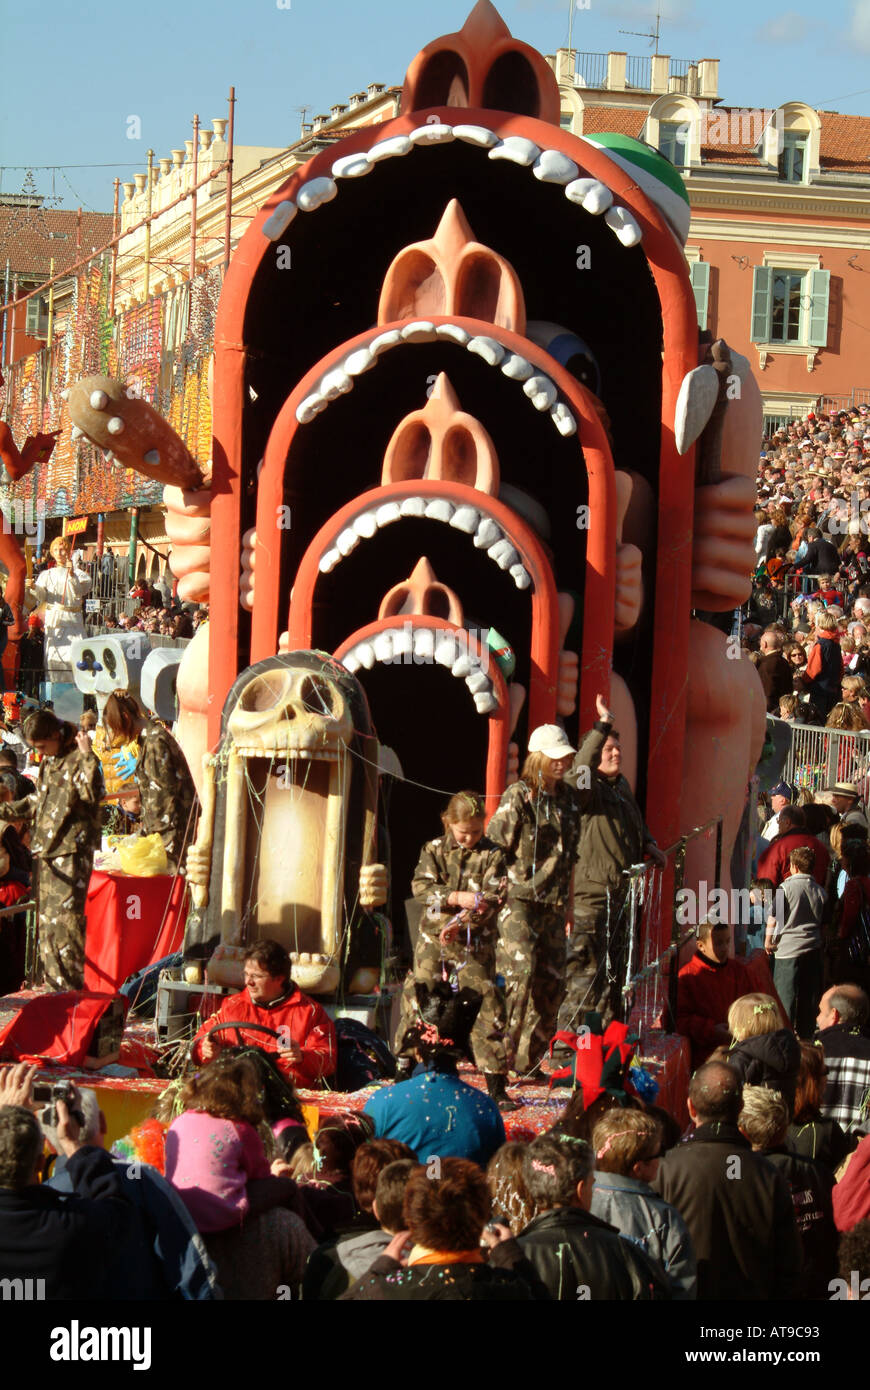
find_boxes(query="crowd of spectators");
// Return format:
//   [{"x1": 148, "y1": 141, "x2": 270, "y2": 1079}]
[
  {"x1": 748, "y1": 403, "x2": 870, "y2": 726},
  {"x1": 0, "y1": 967, "x2": 868, "y2": 1301}
]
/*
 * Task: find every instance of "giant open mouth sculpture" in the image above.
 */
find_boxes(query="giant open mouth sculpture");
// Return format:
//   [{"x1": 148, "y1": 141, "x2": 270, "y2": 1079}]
[{"x1": 65, "y1": 2, "x2": 766, "y2": 994}]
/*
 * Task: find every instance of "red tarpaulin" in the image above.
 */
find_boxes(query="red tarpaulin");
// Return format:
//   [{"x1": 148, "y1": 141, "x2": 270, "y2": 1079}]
[{"x1": 84, "y1": 870, "x2": 188, "y2": 993}]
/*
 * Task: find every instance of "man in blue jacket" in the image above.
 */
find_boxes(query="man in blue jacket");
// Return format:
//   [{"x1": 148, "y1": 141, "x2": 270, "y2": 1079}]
[
  {"x1": 0, "y1": 1062, "x2": 133, "y2": 1301},
  {"x1": 44, "y1": 1085, "x2": 221, "y2": 1301}
]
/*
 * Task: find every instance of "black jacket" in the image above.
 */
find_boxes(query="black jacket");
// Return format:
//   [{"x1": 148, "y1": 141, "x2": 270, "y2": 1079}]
[
  {"x1": 728, "y1": 1028, "x2": 801, "y2": 1113},
  {"x1": 341, "y1": 1246, "x2": 541, "y2": 1301},
  {"x1": 786, "y1": 1116, "x2": 851, "y2": 1174},
  {"x1": 654, "y1": 1124, "x2": 803, "y2": 1300},
  {"x1": 800, "y1": 538, "x2": 841, "y2": 574},
  {"x1": 760, "y1": 1148, "x2": 837, "y2": 1300},
  {"x1": 756, "y1": 652, "x2": 793, "y2": 714},
  {"x1": 516, "y1": 1205, "x2": 672, "y2": 1301},
  {"x1": 0, "y1": 1146, "x2": 133, "y2": 1300}
]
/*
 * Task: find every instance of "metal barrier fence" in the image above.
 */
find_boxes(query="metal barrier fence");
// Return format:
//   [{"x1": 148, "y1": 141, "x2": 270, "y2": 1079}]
[
  {"x1": 607, "y1": 817, "x2": 724, "y2": 1033},
  {"x1": 779, "y1": 719, "x2": 870, "y2": 795}
]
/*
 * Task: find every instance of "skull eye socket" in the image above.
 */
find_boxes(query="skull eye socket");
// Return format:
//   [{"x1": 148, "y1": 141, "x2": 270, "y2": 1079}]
[
  {"x1": 238, "y1": 671, "x2": 290, "y2": 712},
  {"x1": 298, "y1": 674, "x2": 336, "y2": 718},
  {"x1": 102, "y1": 648, "x2": 117, "y2": 677}
]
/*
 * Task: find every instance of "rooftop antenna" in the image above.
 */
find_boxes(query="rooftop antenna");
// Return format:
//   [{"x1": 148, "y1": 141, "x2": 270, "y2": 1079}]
[
  {"x1": 295, "y1": 105, "x2": 311, "y2": 136},
  {"x1": 620, "y1": 4, "x2": 663, "y2": 54}
]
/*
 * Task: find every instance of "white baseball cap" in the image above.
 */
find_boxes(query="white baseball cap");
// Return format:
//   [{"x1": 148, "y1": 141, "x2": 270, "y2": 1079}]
[{"x1": 528, "y1": 724, "x2": 576, "y2": 759}]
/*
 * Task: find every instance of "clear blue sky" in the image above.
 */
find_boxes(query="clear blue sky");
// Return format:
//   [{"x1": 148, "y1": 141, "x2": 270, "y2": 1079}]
[{"x1": 1, "y1": 0, "x2": 868, "y2": 213}]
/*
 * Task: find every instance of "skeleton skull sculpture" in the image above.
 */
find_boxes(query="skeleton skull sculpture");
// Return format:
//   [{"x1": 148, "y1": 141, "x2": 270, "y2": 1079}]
[{"x1": 187, "y1": 653, "x2": 386, "y2": 995}]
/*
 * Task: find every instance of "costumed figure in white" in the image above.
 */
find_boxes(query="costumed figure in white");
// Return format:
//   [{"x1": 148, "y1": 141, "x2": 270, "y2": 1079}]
[{"x1": 29, "y1": 536, "x2": 91, "y2": 678}]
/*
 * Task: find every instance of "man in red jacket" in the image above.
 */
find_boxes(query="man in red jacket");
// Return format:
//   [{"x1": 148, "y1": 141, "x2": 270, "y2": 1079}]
[
  {"x1": 676, "y1": 920, "x2": 752, "y2": 1067},
  {"x1": 192, "y1": 940, "x2": 336, "y2": 1088},
  {"x1": 756, "y1": 805, "x2": 830, "y2": 887}
]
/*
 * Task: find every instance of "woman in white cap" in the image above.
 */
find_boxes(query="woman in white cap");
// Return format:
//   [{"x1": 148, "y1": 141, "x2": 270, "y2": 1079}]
[{"x1": 486, "y1": 721, "x2": 584, "y2": 1075}]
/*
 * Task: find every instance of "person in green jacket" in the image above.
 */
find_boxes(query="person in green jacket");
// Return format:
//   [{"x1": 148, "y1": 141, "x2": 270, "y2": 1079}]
[{"x1": 556, "y1": 694, "x2": 665, "y2": 1049}]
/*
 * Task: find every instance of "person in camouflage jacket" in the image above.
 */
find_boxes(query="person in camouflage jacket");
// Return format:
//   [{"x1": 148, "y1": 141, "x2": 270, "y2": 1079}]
[
  {"x1": 6, "y1": 709, "x2": 104, "y2": 990},
  {"x1": 555, "y1": 694, "x2": 665, "y2": 1052},
  {"x1": 397, "y1": 792, "x2": 513, "y2": 1104},
  {"x1": 103, "y1": 692, "x2": 196, "y2": 871},
  {"x1": 487, "y1": 728, "x2": 584, "y2": 1075}
]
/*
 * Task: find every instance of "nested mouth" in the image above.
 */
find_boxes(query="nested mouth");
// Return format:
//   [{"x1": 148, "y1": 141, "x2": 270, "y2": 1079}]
[{"x1": 340, "y1": 619, "x2": 500, "y2": 716}]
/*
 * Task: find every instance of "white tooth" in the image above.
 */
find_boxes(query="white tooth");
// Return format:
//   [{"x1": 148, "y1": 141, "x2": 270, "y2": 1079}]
[
  {"x1": 368, "y1": 135, "x2": 413, "y2": 162},
  {"x1": 474, "y1": 519, "x2": 502, "y2": 549},
  {"x1": 332, "y1": 152, "x2": 373, "y2": 179},
  {"x1": 343, "y1": 652, "x2": 361, "y2": 673},
  {"x1": 401, "y1": 320, "x2": 438, "y2": 342},
  {"x1": 297, "y1": 393, "x2": 327, "y2": 424},
  {"x1": 466, "y1": 669, "x2": 491, "y2": 695},
  {"x1": 409, "y1": 123, "x2": 454, "y2": 145},
  {"x1": 71, "y1": 425, "x2": 83, "y2": 440},
  {"x1": 107, "y1": 416, "x2": 125, "y2": 435},
  {"x1": 399, "y1": 496, "x2": 426, "y2": 517},
  {"x1": 565, "y1": 178, "x2": 613, "y2": 214},
  {"x1": 354, "y1": 642, "x2": 376, "y2": 670},
  {"x1": 344, "y1": 347, "x2": 376, "y2": 376},
  {"x1": 143, "y1": 449, "x2": 160, "y2": 465},
  {"x1": 675, "y1": 363, "x2": 720, "y2": 456},
  {"x1": 60, "y1": 388, "x2": 70, "y2": 401},
  {"x1": 373, "y1": 632, "x2": 394, "y2": 662},
  {"x1": 489, "y1": 539, "x2": 520, "y2": 571},
  {"x1": 336, "y1": 527, "x2": 360, "y2": 557},
  {"x1": 488, "y1": 136, "x2": 540, "y2": 167},
  {"x1": 453, "y1": 124, "x2": 499, "y2": 148},
  {"x1": 424, "y1": 499, "x2": 454, "y2": 523},
  {"x1": 435, "y1": 323, "x2": 470, "y2": 345},
  {"x1": 449, "y1": 506, "x2": 480, "y2": 534},
  {"x1": 605, "y1": 206, "x2": 643, "y2": 247},
  {"x1": 434, "y1": 635, "x2": 458, "y2": 668},
  {"x1": 474, "y1": 691, "x2": 498, "y2": 714},
  {"x1": 353, "y1": 511, "x2": 378, "y2": 539},
  {"x1": 320, "y1": 367, "x2": 353, "y2": 400},
  {"x1": 319, "y1": 548, "x2": 342, "y2": 573},
  {"x1": 375, "y1": 502, "x2": 402, "y2": 527},
  {"x1": 467, "y1": 336, "x2": 504, "y2": 367},
  {"x1": 297, "y1": 177, "x2": 337, "y2": 211},
  {"x1": 551, "y1": 403, "x2": 577, "y2": 437},
  {"x1": 452, "y1": 653, "x2": 473, "y2": 679},
  {"x1": 371, "y1": 329, "x2": 402, "y2": 355},
  {"x1": 89, "y1": 390, "x2": 109, "y2": 410},
  {"x1": 501, "y1": 353, "x2": 533, "y2": 382},
  {"x1": 524, "y1": 374, "x2": 558, "y2": 411},
  {"x1": 262, "y1": 200, "x2": 298, "y2": 239},
  {"x1": 533, "y1": 150, "x2": 579, "y2": 184},
  {"x1": 413, "y1": 628, "x2": 435, "y2": 662},
  {"x1": 510, "y1": 564, "x2": 531, "y2": 590}
]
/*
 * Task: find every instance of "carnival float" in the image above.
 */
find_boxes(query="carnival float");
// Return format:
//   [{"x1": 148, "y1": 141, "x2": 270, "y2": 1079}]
[{"x1": 0, "y1": 2, "x2": 767, "y2": 1138}]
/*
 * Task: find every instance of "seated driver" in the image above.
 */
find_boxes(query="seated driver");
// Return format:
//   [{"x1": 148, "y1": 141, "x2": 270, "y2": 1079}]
[{"x1": 192, "y1": 940, "x2": 336, "y2": 1089}]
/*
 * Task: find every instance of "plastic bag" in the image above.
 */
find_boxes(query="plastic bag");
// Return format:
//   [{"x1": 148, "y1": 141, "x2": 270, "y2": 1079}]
[{"x1": 118, "y1": 832, "x2": 168, "y2": 877}]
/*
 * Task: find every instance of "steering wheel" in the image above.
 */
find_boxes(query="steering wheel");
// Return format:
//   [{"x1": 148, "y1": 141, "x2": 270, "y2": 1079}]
[{"x1": 199, "y1": 1021, "x2": 285, "y2": 1049}]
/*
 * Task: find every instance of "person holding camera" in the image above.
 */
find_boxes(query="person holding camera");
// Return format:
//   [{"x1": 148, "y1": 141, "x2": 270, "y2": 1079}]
[{"x1": 0, "y1": 1062, "x2": 133, "y2": 1299}]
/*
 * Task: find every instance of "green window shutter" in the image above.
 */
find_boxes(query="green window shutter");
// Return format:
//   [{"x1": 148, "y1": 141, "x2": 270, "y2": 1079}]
[
  {"x1": 689, "y1": 261, "x2": 710, "y2": 330},
  {"x1": 750, "y1": 266, "x2": 773, "y2": 343},
  {"x1": 807, "y1": 268, "x2": 830, "y2": 348},
  {"x1": 25, "y1": 297, "x2": 41, "y2": 336}
]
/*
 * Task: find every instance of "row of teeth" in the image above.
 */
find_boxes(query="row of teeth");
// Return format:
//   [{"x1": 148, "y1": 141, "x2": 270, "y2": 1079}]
[
  {"x1": 341, "y1": 627, "x2": 499, "y2": 715},
  {"x1": 262, "y1": 124, "x2": 642, "y2": 248},
  {"x1": 289, "y1": 952, "x2": 333, "y2": 964},
  {"x1": 295, "y1": 322, "x2": 577, "y2": 440},
  {"x1": 319, "y1": 496, "x2": 532, "y2": 591},
  {"x1": 233, "y1": 746, "x2": 339, "y2": 760}
]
